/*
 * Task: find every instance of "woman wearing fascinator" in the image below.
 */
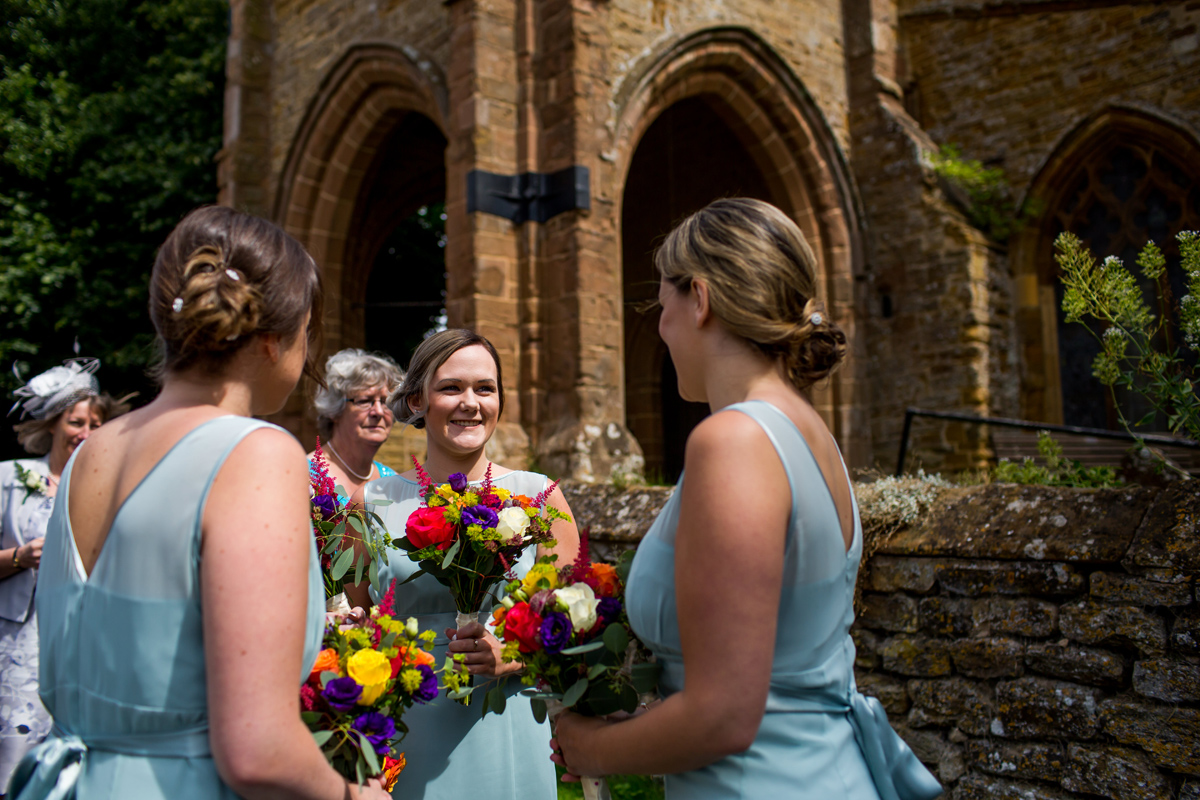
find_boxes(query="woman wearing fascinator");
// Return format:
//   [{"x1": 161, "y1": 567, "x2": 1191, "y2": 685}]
[{"x1": 0, "y1": 358, "x2": 128, "y2": 793}]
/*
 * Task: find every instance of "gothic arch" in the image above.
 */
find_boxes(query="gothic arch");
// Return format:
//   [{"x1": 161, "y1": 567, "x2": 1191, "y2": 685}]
[
  {"x1": 1012, "y1": 106, "x2": 1200, "y2": 425},
  {"x1": 612, "y1": 27, "x2": 868, "y2": 469},
  {"x1": 275, "y1": 44, "x2": 449, "y2": 351}
]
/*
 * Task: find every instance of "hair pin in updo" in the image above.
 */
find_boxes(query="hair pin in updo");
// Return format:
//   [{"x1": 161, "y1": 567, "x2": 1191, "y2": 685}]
[
  {"x1": 809, "y1": 312, "x2": 823, "y2": 326},
  {"x1": 225, "y1": 269, "x2": 240, "y2": 281},
  {"x1": 172, "y1": 297, "x2": 184, "y2": 313}
]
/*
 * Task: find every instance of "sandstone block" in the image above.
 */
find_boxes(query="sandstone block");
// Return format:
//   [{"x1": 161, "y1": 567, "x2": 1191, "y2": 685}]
[
  {"x1": 963, "y1": 739, "x2": 1064, "y2": 782},
  {"x1": 1181, "y1": 781, "x2": 1200, "y2": 800},
  {"x1": 856, "y1": 672, "x2": 910, "y2": 715},
  {"x1": 907, "y1": 677, "x2": 993, "y2": 736},
  {"x1": 1062, "y1": 743, "x2": 1171, "y2": 800},
  {"x1": 993, "y1": 678, "x2": 1101, "y2": 739},
  {"x1": 1170, "y1": 606, "x2": 1200, "y2": 655},
  {"x1": 936, "y1": 560, "x2": 1084, "y2": 597},
  {"x1": 1125, "y1": 483, "x2": 1200, "y2": 572},
  {"x1": 1132, "y1": 658, "x2": 1200, "y2": 702},
  {"x1": 972, "y1": 597, "x2": 1058, "y2": 638},
  {"x1": 1059, "y1": 601, "x2": 1166, "y2": 654},
  {"x1": 891, "y1": 723, "x2": 965, "y2": 783},
  {"x1": 919, "y1": 596, "x2": 974, "y2": 636},
  {"x1": 952, "y1": 637, "x2": 1025, "y2": 678},
  {"x1": 880, "y1": 485, "x2": 1152, "y2": 563},
  {"x1": 1090, "y1": 571, "x2": 1191, "y2": 607},
  {"x1": 1100, "y1": 698, "x2": 1200, "y2": 773},
  {"x1": 859, "y1": 593, "x2": 920, "y2": 632},
  {"x1": 952, "y1": 772, "x2": 1076, "y2": 800},
  {"x1": 880, "y1": 635, "x2": 953, "y2": 677},
  {"x1": 866, "y1": 556, "x2": 938, "y2": 593},
  {"x1": 1024, "y1": 642, "x2": 1127, "y2": 688}
]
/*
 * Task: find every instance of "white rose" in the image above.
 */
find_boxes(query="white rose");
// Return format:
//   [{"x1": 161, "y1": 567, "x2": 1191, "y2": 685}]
[
  {"x1": 495, "y1": 506, "x2": 532, "y2": 542},
  {"x1": 555, "y1": 583, "x2": 599, "y2": 632}
]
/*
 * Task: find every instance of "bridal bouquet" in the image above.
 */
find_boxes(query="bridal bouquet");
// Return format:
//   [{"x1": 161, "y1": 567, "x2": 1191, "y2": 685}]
[
  {"x1": 397, "y1": 460, "x2": 570, "y2": 701},
  {"x1": 310, "y1": 439, "x2": 392, "y2": 603},
  {"x1": 301, "y1": 581, "x2": 442, "y2": 789},
  {"x1": 491, "y1": 539, "x2": 659, "y2": 800}
]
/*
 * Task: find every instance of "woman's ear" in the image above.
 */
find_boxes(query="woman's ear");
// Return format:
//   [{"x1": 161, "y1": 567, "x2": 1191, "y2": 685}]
[
  {"x1": 406, "y1": 392, "x2": 424, "y2": 419},
  {"x1": 260, "y1": 332, "x2": 283, "y2": 363},
  {"x1": 692, "y1": 278, "x2": 713, "y2": 327}
]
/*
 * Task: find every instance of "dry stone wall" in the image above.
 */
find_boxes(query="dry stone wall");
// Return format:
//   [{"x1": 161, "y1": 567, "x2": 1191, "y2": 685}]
[{"x1": 562, "y1": 480, "x2": 1200, "y2": 800}]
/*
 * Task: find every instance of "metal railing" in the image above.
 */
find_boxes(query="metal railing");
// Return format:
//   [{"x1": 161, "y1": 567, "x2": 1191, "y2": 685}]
[{"x1": 895, "y1": 407, "x2": 1200, "y2": 477}]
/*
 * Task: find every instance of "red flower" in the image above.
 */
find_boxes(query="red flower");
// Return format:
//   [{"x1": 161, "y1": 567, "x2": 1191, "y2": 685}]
[
  {"x1": 503, "y1": 602, "x2": 544, "y2": 653},
  {"x1": 406, "y1": 506, "x2": 457, "y2": 551},
  {"x1": 300, "y1": 682, "x2": 321, "y2": 711}
]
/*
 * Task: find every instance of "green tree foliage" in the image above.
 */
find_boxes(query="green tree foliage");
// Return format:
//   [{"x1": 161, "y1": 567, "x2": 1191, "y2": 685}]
[
  {"x1": 0, "y1": 0, "x2": 226, "y2": 447},
  {"x1": 1057, "y1": 230, "x2": 1200, "y2": 444},
  {"x1": 928, "y1": 144, "x2": 1038, "y2": 243},
  {"x1": 993, "y1": 430, "x2": 1122, "y2": 488}
]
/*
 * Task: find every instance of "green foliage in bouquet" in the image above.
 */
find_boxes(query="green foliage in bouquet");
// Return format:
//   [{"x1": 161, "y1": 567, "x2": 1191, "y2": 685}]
[
  {"x1": 310, "y1": 441, "x2": 393, "y2": 599},
  {"x1": 1057, "y1": 230, "x2": 1200, "y2": 446},
  {"x1": 992, "y1": 430, "x2": 1122, "y2": 488}
]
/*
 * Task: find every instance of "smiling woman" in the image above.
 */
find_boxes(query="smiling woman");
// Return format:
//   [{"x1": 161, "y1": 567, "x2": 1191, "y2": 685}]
[{"x1": 348, "y1": 328, "x2": 580, "y2": 800}]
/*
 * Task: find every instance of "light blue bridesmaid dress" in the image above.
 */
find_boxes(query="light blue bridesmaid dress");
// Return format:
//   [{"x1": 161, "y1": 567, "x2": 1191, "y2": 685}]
[
  {"x1": 365, "y1": 471, "x2": 556, "y2": 800},
  {"x1": 626, "y1": 401, "x2": 942, "y2": 800},
  {"x1": 8, "y1": 416, "x2": 326, "y2": 800}
]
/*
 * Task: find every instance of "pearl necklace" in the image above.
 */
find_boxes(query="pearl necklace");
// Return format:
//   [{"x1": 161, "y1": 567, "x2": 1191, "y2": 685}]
[{"x1": 325, "y1": 440, "x2": 375, "y2": 482}]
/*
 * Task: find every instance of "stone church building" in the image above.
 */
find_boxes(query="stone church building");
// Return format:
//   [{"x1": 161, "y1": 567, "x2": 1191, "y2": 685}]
[{"x1": 217, "y1": 0, "x2": 1200, "y2": 481}]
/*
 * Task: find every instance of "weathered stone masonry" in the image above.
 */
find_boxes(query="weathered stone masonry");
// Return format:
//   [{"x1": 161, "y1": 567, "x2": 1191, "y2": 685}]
[{"x1": 569, "y1": 480, "x2": 1200, "y2": 800}]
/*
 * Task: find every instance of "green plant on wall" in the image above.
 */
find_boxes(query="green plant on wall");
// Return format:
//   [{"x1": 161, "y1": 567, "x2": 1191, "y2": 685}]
[
  {"x1": 993, "y1": 430, "x2": 1122, "y2": 488},
  {"x1": 1057, "y1": 230, "x2": 1200, "y2": 450},
  {"x1": 928, "y1": 144, "x2": 1038, "y2": 243}
]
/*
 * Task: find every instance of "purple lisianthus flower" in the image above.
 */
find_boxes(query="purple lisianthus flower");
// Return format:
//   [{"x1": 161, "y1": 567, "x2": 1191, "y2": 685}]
[
  {"x1": 462, "y1": 504, "x2": 499, "y2": 530},
  {"x1": 351, "y1": 711, "x2": 397, "y2": 756},
  {"x1": 448, "y1": 472, "x2": 470, "y2": 493},
  {"x1": 322, "y1": 676, "x2": 363, "y2": 713},
  {"x1": 313, "y1": 493, "x2": 337, "y2": 520},
  {"x1": 414, "y1": 664, "x2": 439, "y2": 704},
  {"x1": 598, "y1": 597, "x2": 622, "y2": 624},
  {"x1": 539, "y1": 611, "x2": 573, "y2": 654}
]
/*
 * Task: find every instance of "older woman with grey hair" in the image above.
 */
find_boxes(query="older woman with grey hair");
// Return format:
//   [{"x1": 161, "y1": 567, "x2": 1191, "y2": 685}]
[{"x1": 307, "y1": 349, "x2": 404, "y2": 505}]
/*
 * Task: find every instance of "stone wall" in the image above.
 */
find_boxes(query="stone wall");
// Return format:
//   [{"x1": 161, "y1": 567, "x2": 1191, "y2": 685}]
[{"x1": 562, "y1": 479, "x2": 1200, "y2": 799}]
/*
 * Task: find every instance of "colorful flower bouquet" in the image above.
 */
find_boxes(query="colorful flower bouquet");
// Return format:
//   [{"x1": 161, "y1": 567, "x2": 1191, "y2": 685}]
[
  {"x1": 397, "y1": 460, "x2": 571, "y2": 703},
  {"x1": 491, "y1": 539, "x2": 659, "y2": 800},
  {"x1": 310, "y1": 439, "x2": 393, "y2": 604},
  {"x1": 301, "y1": 581, "x2": 443, "y2": 789}
]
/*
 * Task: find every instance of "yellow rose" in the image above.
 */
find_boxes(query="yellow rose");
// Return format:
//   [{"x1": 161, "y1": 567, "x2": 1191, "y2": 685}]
[
  {"x1": 521, "y1": 563, "x2": 558, "y2": 595},
  {"x1": 494, "y1": 488, "x2": 512, "y2": 500},
  {"x1": 359, "y1": 680, "x2": 388, "y2": 705},
  {"x1": 347, "y1": 649, "x2": 392, "y2": 688}
]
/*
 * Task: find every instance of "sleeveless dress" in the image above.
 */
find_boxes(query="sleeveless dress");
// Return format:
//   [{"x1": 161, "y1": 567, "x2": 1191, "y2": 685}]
[
  {"x1": 625, "y1": 401, "x2": 941, "y2": 800},
  {"x1": 365, "y1": 471, "x2": 556, "y2": 800},
  {"x1": 8, "y1": 416, "x2": 326, "y2": 800}
]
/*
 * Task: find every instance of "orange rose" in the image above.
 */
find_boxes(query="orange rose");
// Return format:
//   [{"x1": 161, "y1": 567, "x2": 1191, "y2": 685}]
[
  {"x1": 587, "y1": 563, "x2": 621, "y2": 597},
  {"x1": 383, "y1": 754, "x2": 406, "y2": 792},
  {"x1": 391, "y1": 646, "x2": 435, "y2": 678},
  {"x1": 492, "y1": 606, "x2": 507, "y2": 624},
  {"x1": 309, "y1": 648, "x2": 340, "y2": 678}
]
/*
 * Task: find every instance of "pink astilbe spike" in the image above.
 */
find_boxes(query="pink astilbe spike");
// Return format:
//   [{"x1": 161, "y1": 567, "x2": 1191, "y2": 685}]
[
  {"x1": 412, "y1": 456, "x2": 433, "y2": 496},
  {"x1": 377, "y1": 578, "x2": 398, "y2": 617},
  {"x1": 481, "y1": 461, "x2": 494, "y2": 496},
  {"x1": 497, "y1": 550, "x2": 515, "y2": 580},
  {"x1": 311, "y1": 437, "x2": 336, "y2": 496},
  {"x1": 563, "y1": 527, "x2": 591, "y2": 581},
  {"x1": 532, "y1": 479, "x2": 560, "y2": 509}
]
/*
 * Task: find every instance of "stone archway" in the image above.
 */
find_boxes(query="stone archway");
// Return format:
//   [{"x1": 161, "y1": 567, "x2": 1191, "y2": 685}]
[
  {"x1": 1013, "y1": 107, "x2": 1200, "y2": 427},
  {"x1": 273, "y1": 44, "x2": 449, "y2": 444},
  {"x1": 612, "y1": 28, "x2": 866, "y2": 476}
]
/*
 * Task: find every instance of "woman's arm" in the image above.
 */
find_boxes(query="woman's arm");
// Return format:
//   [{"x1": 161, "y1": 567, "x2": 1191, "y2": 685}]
[
  {"x1": 203, "y1": 429, "x2": 387, "y2": 800},
  {"x1": 554, "y1": 411, "x2": 790, "y2": 776}
]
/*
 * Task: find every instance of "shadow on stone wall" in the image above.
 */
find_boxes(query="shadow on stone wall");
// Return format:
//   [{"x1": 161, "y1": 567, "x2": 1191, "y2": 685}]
[{"x1": 560, "y1": 479, "x2": 1200, "y2": 800}]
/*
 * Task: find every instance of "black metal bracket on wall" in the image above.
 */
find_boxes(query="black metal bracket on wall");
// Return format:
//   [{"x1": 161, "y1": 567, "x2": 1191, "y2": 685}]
[{"x1": 466, "y1": 166, "x2": 590, "y2": 224}]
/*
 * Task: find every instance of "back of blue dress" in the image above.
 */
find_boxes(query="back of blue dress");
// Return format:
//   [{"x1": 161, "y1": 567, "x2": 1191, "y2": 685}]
[
  {"x1": 626, "y1": 401, "x2": 941, "y2": 800},
  {"x1": 11, "y1": 416, "x2": 325, "y2": 800}
]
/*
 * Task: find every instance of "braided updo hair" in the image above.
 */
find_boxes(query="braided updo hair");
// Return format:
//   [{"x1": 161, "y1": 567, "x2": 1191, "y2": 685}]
[
  {"x1": 654, "y1": 198, "x2": 846, "y2": 391},
  {"x1": 150, "y1": 206, "x2": 322, "y2": 378}
]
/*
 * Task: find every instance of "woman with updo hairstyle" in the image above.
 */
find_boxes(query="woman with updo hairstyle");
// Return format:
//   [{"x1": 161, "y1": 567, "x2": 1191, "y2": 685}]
[
  {"x1": 308, "y1": 349, "x2": 403, "y2": 505},
  {"x1": 9, "y1": 206, "x2": 390, "y2": 800},
  {"x1": 350, "y1": 328, "x2": 579, "y2": 799},
  {"x1": 552, "y1": 199, "x2": 942, "y2": 800}
]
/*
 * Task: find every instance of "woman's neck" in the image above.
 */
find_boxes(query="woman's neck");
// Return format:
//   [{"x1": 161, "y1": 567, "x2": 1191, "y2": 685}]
[
  {"x1": 47, "y1": 446, "x2": 68, "y2": 477},
  {"x1": 700, "y1": 335, "x2": 792, "y2": 412},
  {"x1": 420, "y1": 443, "x2": 491, "y2": 483},
  {"x1": 327, "y1": 428, "x2": 380, "y2": 478}
]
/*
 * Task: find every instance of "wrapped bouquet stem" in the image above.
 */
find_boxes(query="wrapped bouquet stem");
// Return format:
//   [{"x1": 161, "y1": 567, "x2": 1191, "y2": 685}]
[{"x1": 545, "y1": 699, "x2": 611, "y2": 800}]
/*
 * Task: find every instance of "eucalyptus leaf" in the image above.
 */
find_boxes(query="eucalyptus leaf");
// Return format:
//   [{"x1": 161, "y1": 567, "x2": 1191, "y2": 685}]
[
  {"x1": 360, "y1": 734, "x2": 381, "y2": 775},
  {"x1": 441, "y1": 538, "x2": 462, "y2": 569},
  {"x1": 348, "y1": 514, "x2": 365, "y2": 534},
  {"x1": 355, "y1": 755, "x2": 365, "y2": 785},
  {"x1": 333, "y1": 520, "x2": 346, "y2": 538},
  {"x1": 489, "y1": 685, "x2": 507, "y2": 716},
  {"x1": 301, "y1": 711, "x2": 321, "y2": 724},
  {"x1": 398, "y1": 569, "x2": 426, "y2": 587},
  {"x1": 631, "y1": 661, "x2": 661, "y2": 693},
  {"x1": 560, "y1": 640, "x2": 605, "y2": 656},
  {"x1": 331, "y1": 547, "x2": 356, "y2": 581},
  {"x1": 531, "y1": 697, "x2": 547, "y2": 724},
  {"x1": 603, "y1": 624, "x2": 629, "y2": 654},
  {"x1": 320, "y1": 670, "x2": 339, "y2": 689},
  {"x1": 368, "y1": 557, "x2": 380, "y2": 593},
  {"x1": 587, "y1": 662, "x2": 608, "y2": 680},
  {"x1": 353, "y1": 555, "x2": 365, "y2": 587},
  {"x1": 561, "y1": 677, "x2": 589, "y2": 708},
  {"x1": 312, "y1": 729, "x2": 334, "y2": 746}
]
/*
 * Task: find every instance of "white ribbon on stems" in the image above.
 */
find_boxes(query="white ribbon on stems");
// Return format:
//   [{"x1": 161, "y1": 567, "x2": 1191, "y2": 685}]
[{"x1": 544, "y1": 699, "x2": 611, "y2": 800}]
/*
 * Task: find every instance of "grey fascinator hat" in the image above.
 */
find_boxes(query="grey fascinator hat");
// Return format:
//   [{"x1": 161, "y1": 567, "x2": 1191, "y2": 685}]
[{"x1": 9, "y1": 358, "x2": 101, "y2": 420}]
